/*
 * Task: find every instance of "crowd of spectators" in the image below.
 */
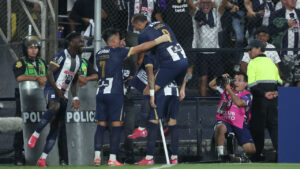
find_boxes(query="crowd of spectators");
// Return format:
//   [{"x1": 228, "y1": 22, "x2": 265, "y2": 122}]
[{"x1": 57, "y1": 0, "x2": 300, "y2": 96}]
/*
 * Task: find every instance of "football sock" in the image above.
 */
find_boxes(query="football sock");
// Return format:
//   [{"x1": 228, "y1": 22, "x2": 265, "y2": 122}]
[
  {"x1": 109, "y1": 154, "x2": 116, "y2": 161},
  {"x1": 145, "y1": 155, "x2": 153, "y2": 160},
  {"x1": 169, "y1": 125, "x2": 179, "y2": 155},
  {"x1": 33, "y1": 131, "x2": 40, "y2": 138},
  {"x1": 94, "y1": 125, "x2": 106, "y2": 151},
  {"x1": 138, "y1": 127, "x2": 145, "y2": 131},
  {"x1": 95, "y1": 151, "x2": 101, "y2": 159},
  {"x1": 171, "y1": 155, "x2": 178, "y2": 160},
  {"x1": 40, "y1": 152, "x2": 48, "y2": 159},
  {"x1": 217, "y1": 146, "x2": 224, "y2": 156},
  {"x1": 110, "y1": 126, "x2": 121, "y2": 154},
  {"x1": 146, "y1": 122, "x2": 159, "y2": 155}
]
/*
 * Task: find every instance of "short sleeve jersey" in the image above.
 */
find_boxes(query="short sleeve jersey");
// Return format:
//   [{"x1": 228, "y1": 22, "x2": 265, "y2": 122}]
[
  {"x1": 46, "y1": 49, "x2": 82, "y2": 98},
  {"x1": 138, "y1": 22, "x2": 187, "y2": 65},
  {"x1": 96, "y1": 46, "x2": 131, "y2": 95}
]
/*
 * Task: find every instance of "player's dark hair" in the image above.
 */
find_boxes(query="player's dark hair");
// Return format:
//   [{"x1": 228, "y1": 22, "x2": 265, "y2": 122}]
[
  {"x1": 132, "y1": 14, "x2": 147, "y2": 23},
  {"x1": 102, "y1": 27, "x2": 120, "y2": 43},
  {"x1": 65, "y1": 31, "x2": 81, "y2": 42},
  {"x1": 235, "y1": 71, "x2": 248, "y2": 82}
]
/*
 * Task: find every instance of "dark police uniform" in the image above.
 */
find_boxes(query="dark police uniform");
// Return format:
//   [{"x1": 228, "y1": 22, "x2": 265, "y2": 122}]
[
  {"x1": 13, "y1": 56, "x2": 46, "y2": 164},
  {"x1": 138, "y1": 21, "x2": 189, "y2": 88}
]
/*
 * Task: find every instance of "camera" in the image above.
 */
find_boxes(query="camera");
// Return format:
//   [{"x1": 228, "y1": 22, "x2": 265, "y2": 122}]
[{"x1": 216, "y1": 76, "x2": 235, "y2": 86}]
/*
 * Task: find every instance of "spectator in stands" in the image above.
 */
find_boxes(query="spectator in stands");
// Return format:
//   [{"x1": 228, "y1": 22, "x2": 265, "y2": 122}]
[
  {"x1": 156, "y1": 0, "x2": 194, "y2": 51},
  {"x1": 244, "y1": 0, "x2": 275, "y2": 40},
  {"x1": 219, "y1": 0, "x2": 246, "y2": 69},
  {"x1": 269, "y1": 0, "x2": 300, "y2": 86},
  {"x1": 12, "y1": 35, "x2": 47, "y2": 166},
  {"x1": 122, "y1": 0, "x2": 160, "y2": 68},
  {"x1": 246, "y1": 39, "x2": 282, "y2": 162},
  {"x1": 240, "y1": 26, "x2": 281, "y2": 74},
  {"x1": 209, "y1": 72, "x2": 255, "y2": 162},
  {"x1": 69, "y1": 0, "x2": 118, "y2": 62},
  {"x1": 191, "y1": 0, "x2": 223, "y2": 96},
  {"x1": 275, "y1": 0, "x2": 300, "y2": 10}
]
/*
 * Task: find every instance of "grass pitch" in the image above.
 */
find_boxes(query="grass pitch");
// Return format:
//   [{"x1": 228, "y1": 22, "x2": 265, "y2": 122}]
[{"x1": 0, "y1": 163, "x2": 300, "y2": 169}]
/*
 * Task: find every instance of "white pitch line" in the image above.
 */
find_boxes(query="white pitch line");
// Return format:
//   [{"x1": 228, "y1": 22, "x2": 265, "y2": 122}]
[{"x1": 150, "y1": 164, "x2": 175, "y2": 169}]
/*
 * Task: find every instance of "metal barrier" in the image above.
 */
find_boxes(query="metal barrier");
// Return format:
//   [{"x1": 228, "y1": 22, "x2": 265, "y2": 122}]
[
  {"x1": 19, "y1": 81, "x2": 59, "y2": 165},
  {"x1": 65, "y1": 81, "x2": 97, "y2": 165}
]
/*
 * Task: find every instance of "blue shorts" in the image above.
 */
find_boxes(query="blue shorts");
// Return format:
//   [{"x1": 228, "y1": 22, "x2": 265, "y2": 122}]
[
  {"x1": 129, "y1": 74, "x2": 147, "y2": 93},
  {"x1": 44, "y1": 87, "x2": 68, "y2": 107},
  {"x1": 214, "y1": 121, "x2": 254, "y2": 145},
  {"x1": 96, "y1": 94, "x2": 124, "y2": 121},
  {"x1": 155, "y1": 61, "x2": 188, "y2": 88},
  {"x1": 148, "y1": 90, "x2": 179, "y2": 120}
]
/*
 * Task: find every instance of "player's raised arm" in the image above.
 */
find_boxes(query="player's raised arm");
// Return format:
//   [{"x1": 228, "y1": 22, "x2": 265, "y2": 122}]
[{"x1": 126, "y1": 34, "x2": 171, "y2": 58}]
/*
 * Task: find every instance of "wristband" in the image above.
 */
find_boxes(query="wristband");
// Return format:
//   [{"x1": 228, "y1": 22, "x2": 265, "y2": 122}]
[
  {"x1": 150, "y1": 89, "x2": 155, "y2": 96},
  {"x1": 73, "y1": 96, "x2": 79, "y2": 101}
]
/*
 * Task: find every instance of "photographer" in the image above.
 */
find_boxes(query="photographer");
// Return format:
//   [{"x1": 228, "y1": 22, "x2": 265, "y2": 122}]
[{"x1": 209, "y1": 72, "x2": 256, "y2": 161}]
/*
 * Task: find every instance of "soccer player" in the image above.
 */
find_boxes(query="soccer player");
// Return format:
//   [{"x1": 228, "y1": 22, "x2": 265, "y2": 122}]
[
  {"x1": 133, "y1": 52, "x2": 185, "y2": 165},
  {"x1": 93, "y1": 28, "x2": 170, "y2": 166},
  {"x1": 27, "y1": 32, "x2": 83, "y2": 167},
  {"x1": 132, "y1": 13, "x2": 188, "y2": 108}
]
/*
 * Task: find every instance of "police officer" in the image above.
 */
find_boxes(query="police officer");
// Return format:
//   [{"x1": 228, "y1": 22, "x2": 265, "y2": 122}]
[
  {"x1": 78, "y1": 58, "x2": 98, "y2": 87},
  {"x1": 246, "y1": 39, "x2": 282, "y2": 161},
  {"x1": 13, "y1": 35, "x2": 47, "y2": 86},
  {"x1": 12, "y1": 35, "x2": 47, "y2": 165}
]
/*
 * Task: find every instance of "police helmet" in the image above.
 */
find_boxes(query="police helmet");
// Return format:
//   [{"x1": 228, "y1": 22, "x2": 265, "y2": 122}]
[{"x1": 22, "y1": 35, "x2": 41, "y2": 56}]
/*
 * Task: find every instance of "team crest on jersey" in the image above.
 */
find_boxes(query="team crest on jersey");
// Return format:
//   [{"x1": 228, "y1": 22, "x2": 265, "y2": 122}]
[{"x1": 16, "y1": 61, "x2": 22, "y2": 68}]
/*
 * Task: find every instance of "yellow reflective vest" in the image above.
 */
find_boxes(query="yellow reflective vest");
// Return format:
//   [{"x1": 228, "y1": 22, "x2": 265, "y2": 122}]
[{"x1": 247, "y1": 54, "x2": 282, "y2": 88}]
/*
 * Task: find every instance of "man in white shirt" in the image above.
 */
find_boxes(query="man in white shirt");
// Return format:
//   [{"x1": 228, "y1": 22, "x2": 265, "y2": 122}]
[
  {"x1": 269, "y1": 0, "x2": 300, "y2": 86},
  {"x1": 241, "y1": 26, "x2": 281, "y2": 74}
]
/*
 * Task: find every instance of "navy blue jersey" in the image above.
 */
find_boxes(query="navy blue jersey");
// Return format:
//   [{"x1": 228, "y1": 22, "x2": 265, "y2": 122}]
[
  {"x1": 96, "y1": 46, "x2": 131, "y2": 95},
  {"x1": 45, "y1": 49, "x2": 82, "y2": 98},
  {"x1": 138, "y1": 22, "x2": 187, "y2": 65}
]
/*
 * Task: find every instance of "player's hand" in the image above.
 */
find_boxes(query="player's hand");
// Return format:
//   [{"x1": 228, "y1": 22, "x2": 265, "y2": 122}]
[
  {"x1": 120, "y1": 38, "x2": 126, "y2": 47},
  {"x1": 55, "y1": 89, "x2": 67, "y2": 100},
  {"x1": 36, "y1": 76, "x2": 46, "y2": 88},
  {"x1": 179, "y1": 89, "x2": 185, "y2": 101},
  {"x1": 150, "y1": 96, "x2": 157, "y2": 108},
  {"x1": 143, "y1": 86, "x2": 150, "y2": 95},
  {"x1": 230, "y1": 5, "x2": 239, "y2": 13},
  {"x1": 78, "y1": 76, "x2": 88, "y2": 87},
  {"x1": 265, "y1": 91, "x2": 274, "y2": 100},
  {"x1": 288, "y1": 19, "x2": 296, "y2": 28},
  {"x1": 154, "y1": 34, "x2": 171, "y2": 44},
  {"x1": 72, "y1": 100, "x2": 80, "y2": 111}
]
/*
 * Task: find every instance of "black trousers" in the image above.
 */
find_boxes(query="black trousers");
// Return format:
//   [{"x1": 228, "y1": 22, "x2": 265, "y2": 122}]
[{"x1": 249, "y1": 96, "x2": 278, "y2": 156}]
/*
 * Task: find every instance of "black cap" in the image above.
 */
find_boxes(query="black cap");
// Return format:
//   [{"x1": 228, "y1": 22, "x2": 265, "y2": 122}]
[{"x1": 245, "y1": 39, "x2": 265, "y2": 51}]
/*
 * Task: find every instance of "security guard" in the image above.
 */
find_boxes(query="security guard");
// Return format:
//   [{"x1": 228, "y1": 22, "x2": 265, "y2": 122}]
[
  {"x1": 12, "y1": 35, "x2": 46, "y2": 165},
  {"x1": 13, "y1": 35, "x2": 47, "y2": 86},
  {"x1": 246, "y1": 39, "x2": 282, "y2": 162},
  {"x1": 78, "y1": 58, "x2": 98, "y2": 87}
]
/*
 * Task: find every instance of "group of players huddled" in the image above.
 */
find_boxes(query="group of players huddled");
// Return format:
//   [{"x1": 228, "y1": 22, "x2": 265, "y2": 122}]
[{"x1": 25, "y1": 14, "x2": 189, "y2": 167}]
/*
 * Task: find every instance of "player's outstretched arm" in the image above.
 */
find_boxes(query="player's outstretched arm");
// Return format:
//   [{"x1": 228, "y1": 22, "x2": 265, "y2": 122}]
[
  {"x1": 146, "y1": 65, "x2": 157, "y2": 108},
  {"x1": 127, "y1": 34, "x2": 171, "y2": 57}
]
